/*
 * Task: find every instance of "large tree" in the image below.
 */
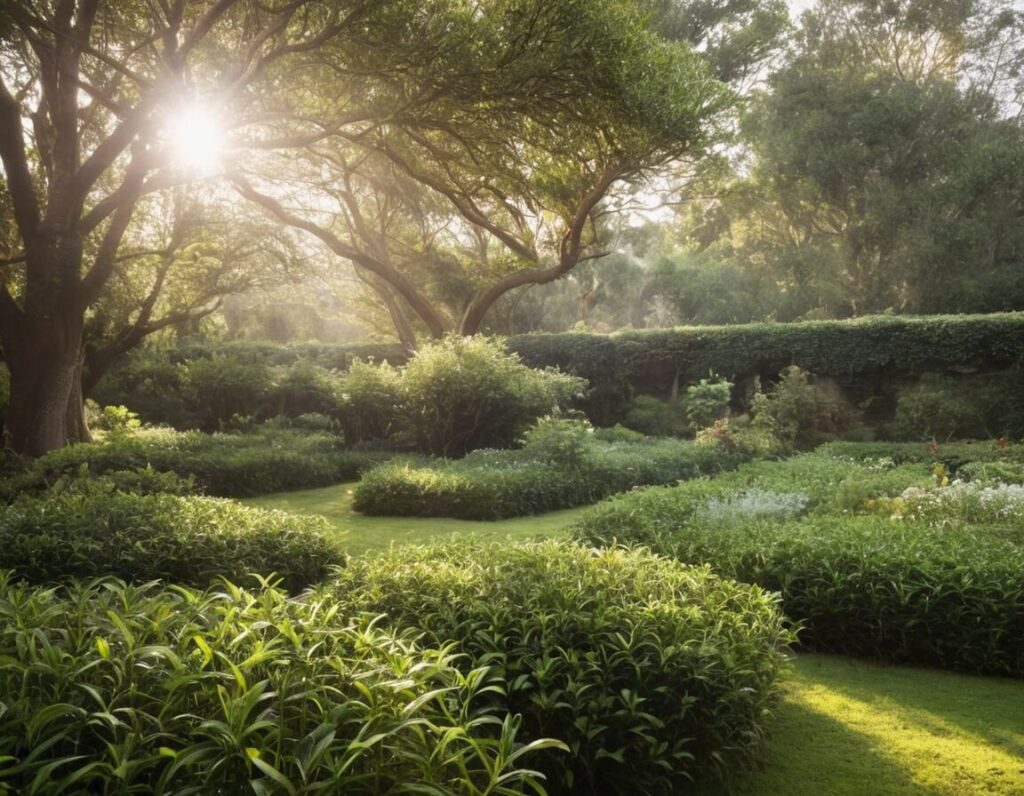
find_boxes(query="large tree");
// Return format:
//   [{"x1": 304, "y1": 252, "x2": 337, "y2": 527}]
[
  {"x1": 0, "y1": 0, "x2": 421, "y2": 455},
  {"x1": 233, "y1": 0, "x2": 733, "y2": 340}
]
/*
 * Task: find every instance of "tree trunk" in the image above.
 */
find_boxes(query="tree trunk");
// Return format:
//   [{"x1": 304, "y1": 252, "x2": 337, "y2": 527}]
[
  {"x1": 5, "y1": 315, "x2": 84, "y2": 456},
  {"x1": 64, "y1": 352, "x2": 93, "y2": 444}
]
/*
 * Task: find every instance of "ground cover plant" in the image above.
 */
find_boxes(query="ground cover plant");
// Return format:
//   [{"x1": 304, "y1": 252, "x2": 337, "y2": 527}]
[
  {"x1": 0, "y1": 481, "x2": 346, "y2": 591},
  {"x1": 335, "y1": 540, "x2": 794, "y2": 795},
  {"x1": 0, "y1": 573, "x2": 561, "y2": 795},
  {"x1": 352, "y1": 418, "x2": 745, "y2": 519},
  {"x1": 0, "y1": 426, "x2": 388, "y2": 499},
  {"x1": 573, "y1": 445, "x2": 1024, "y2": 676}
]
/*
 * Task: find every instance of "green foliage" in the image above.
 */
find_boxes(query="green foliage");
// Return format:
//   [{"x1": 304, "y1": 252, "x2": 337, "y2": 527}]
[
  {"x1": 0, "y1": 574, "x2": 558, "y2": 795},
  {"x1": 572, "y1": 447, "x2": 1024, "y2": 675},
  {"x1": 685, "y1": 373, "x2": 733, "y2": 429},
  {"x1": 182, "y1": 355, "x2": 272, "y2": 430},
  {"x1": 892, "y1": 371, "x2": 1024, "y2": 441},
  {"x1": 91, "y1": 404, "x2": 142, "y2": 442},
  {"x1": 269, "y1": 360, "x2": 345, "y2": 419},
  {"x1": 0, "y1": 485, "x2": 345, "y2": 591},
  {"x1": 94, "y1": 315, "x2": 1024, "y2": 436},
  {"x1": 520, "y1": 416, "x2": 593, "y2": 468},
  {"x1": 623, "y1": 394, "x2": 687, "y2": 436},
  {"x1": 397, "y1": 336, "x2": 584, "y2": 456},
  {"x1": 4, "y1": 427, "x2": 386, "y2": 498},
  {"x1": 749, "y1": 367, "x2": 865, "y2": 451},
  {"x1": 507, "y1": 334, "x2": 630, "y2": 424},
  {"x1": 353, "y1": 428, "x2": 743, "y2": 520},
  {"x1": 335, "y1": 540, "x2": 793, "y2": 795},
  {"x1": 337, "y1": 358, "x2": 402, "y2": 445}
]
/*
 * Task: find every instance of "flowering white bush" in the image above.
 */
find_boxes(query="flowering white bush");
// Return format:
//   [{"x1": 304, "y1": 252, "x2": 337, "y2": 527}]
[
  {"x1": 899, "y1": 481, "x2": 1024, "y2": 526},
  {"x1": 696, "y1": 488, "x2": 810, "y2": 526}
]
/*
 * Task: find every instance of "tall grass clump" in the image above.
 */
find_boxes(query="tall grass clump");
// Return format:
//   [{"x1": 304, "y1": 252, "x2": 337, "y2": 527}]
[
  {"x1": 0, "y1": 574, "x2": 561, "y2": 794},
  {"x1": 335, "y1": 540, "x2": 793, "y2": 794}
]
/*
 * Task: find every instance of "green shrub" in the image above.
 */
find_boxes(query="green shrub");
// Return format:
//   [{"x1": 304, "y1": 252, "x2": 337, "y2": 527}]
[
  {"x1": 0, "y1": 574, "x2": 558, "y2": 795},
  {"x1": 182, "y1": 355, "x2": 273, "y2": 430},
  {"x1": 572, "y1": 450, "x2": 1024, "y2": 676},
  {"x1": 337, "y1": 358, "x2": 402, "y2": 445},
  {"x1": 91, "y1": 403, "x2": 142, "y2": 442},
  {"x1": 0, "y1": 486, "x2": 345, "y2": 591},
  {"x1": 520, "y1": 416, "x2": 593, "y2": 467},
  {"x1": 335, "y1": 540, "x2": 793, "y2": 794},
  {"x1": 270, "y1": 359, "x2": 345, "y2": 418},
  {"x1": 891, "y1": 371, "x2": 1024, "y2": 441},
  {"x1": 5, "y1": 427, "x2": 387, "y2": 498},
  {"x1": 399, "y1": 336, "x2": 584, "y2": 456},
  {"x1": 353, "y1": 433, "x2": 743, "y2": 520},
  {"x1": 685, "y1": 374, "x2": 733, "y2": 429},
  {"x1": 622, "y1": 394, "x2": 686, "y2": 436},
  {"x1": 592, "y1": 423, "x2": 646, "y2": 443}
]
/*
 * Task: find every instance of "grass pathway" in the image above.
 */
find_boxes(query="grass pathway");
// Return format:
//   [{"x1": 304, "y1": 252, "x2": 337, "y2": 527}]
[
  {"x1": 244, "y1": 481, "x2": 583, "y2": 555},
  {"x1": 244, "y1": 483, "x2": 1024, "y2": 795}
]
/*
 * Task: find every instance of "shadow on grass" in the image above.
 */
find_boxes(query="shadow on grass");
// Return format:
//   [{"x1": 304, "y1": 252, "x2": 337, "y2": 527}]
[
  {"x1": 695, "y1": 698, "x2": 924, "y2": 796},
  {"x1": 802, "y1": 654, "x2": 1024, "y2": 763}
]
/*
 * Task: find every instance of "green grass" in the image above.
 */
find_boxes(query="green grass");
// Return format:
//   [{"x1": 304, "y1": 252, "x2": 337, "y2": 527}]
[
  {"x1": 242, "y1": 482, "x2": 584, "y2": 555},
  {"x1": 734, "y1": 654, "x2": 1024, "y2": 796},
  {"x1": 244, "y1": 481, "x2": 1024, "y2": 794}
]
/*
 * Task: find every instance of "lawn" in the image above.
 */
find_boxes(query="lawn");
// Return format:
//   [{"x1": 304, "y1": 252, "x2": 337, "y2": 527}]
[
  {"x1": 244, "y1": 481, "x2": 1024, "y2": 795},
  {"x1": 243, "y1": 481, "x2": 583, "y2": 555}
]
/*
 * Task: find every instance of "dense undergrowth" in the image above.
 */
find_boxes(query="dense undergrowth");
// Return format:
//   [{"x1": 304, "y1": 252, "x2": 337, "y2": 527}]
[
  {"x1": 573, "y1": 444, "x2": 1024, "y2": 675},
  {"x1": 0, "y1": 426, "x2": 387, "y2": 498},
  {"x1": 0, "y1": 574, "x2": 562, "y2": 795},
  {"x1": 353, "y1": 421, "x2": 745, "y2": 519},
  {"x1": 0, "y1": 480, "x2": 346, "y2": 591}
]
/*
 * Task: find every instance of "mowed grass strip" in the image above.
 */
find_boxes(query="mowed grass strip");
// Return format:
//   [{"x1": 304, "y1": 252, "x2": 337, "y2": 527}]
[
  {"x1": 716, "y1": 654, "x2": 1024, "y2": 796},
  {"x1": 242, "y1": 482, "x2": 583, "y2": 555}
]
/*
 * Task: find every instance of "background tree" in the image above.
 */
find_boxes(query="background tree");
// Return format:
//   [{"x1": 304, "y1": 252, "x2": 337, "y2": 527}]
[
  {"x1": 0, "y1": 0, "x2": 369, "y2": 455},
  {"x1": 234, "y1": 0, "x2": 732, "y2": 340}
]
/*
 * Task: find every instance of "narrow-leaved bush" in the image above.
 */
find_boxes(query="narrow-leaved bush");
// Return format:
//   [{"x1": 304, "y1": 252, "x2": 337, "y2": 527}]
[
  {"x1": 334, "y1": 540, "x2": 794, "y2": 795},
  {"x1": 0, "y1": 574, "x2": 561, "y2": 795},
  {"x1": 0, "y1": 486, "x2": 345, "y2": 591}
]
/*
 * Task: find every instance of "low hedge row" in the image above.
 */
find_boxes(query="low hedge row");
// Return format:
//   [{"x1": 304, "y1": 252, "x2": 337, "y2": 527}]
[
  {"x1": 0, "y1": 574, "x2": 555, "y2": 794},
  {"x1": 2, "y1": 427, "x2": 387, "y2": 498},
  {"x1": 353, "y1": 437, "x2": 744, "y2": 520},
  {"x1": 335, "y1": 541, "x2": 793, "y2": 794},
  {"x1": 572, "y1": 449, "x2": 1024, "y2": 676},
  {"x1": 0, "y1": 485, "x2": 345, "y2": 591}
]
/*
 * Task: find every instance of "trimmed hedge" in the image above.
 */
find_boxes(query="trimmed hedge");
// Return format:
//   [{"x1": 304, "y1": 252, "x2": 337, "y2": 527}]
[
  {"x1": 353, "y1": 436, "x2": 744, "y2": 519},
  {"x1": 99, "y1": 314, "x2": 1024, "y2": 430},
  {"x1": 0, "y1": 486, "x2": 346, "y2": 590},
  {"x1": 572, "y1": 448, "x2": 1024, "y2": 676},
  {"x1": 0, "y1": 575, "x2": 556, "y2": 794},
  {"x1": 335, "y1": 540, "x2": 793, "y2": 795},
  {"x1": 2, "y1": 427, "x2": 387, "y2": 498}
]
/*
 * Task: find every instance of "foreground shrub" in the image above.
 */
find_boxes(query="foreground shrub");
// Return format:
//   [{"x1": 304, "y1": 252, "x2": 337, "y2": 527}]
[
  {"x1": 0, "y1": 486, "x2": 345, "y2": 590},
  {"x1": 5, "y1": 426, "x2": 386, "y2": 498},
  {"x1": 335, "y1": 541, "x2": 793, "y2": 794},
  {"x1": 0, "y1": 574, "x2": 558, "y2": 795},
  {"x1": 573, "y1": 451, "x2": 1024, "y2": 676},
  {"x1": 353, "y1": 428, "x2": 743, "y2": 519}
]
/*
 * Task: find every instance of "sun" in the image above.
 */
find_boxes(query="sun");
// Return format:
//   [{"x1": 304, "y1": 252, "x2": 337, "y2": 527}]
[{"x1": 164, "y1": 103, "x2": 226, "y2": 174}]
